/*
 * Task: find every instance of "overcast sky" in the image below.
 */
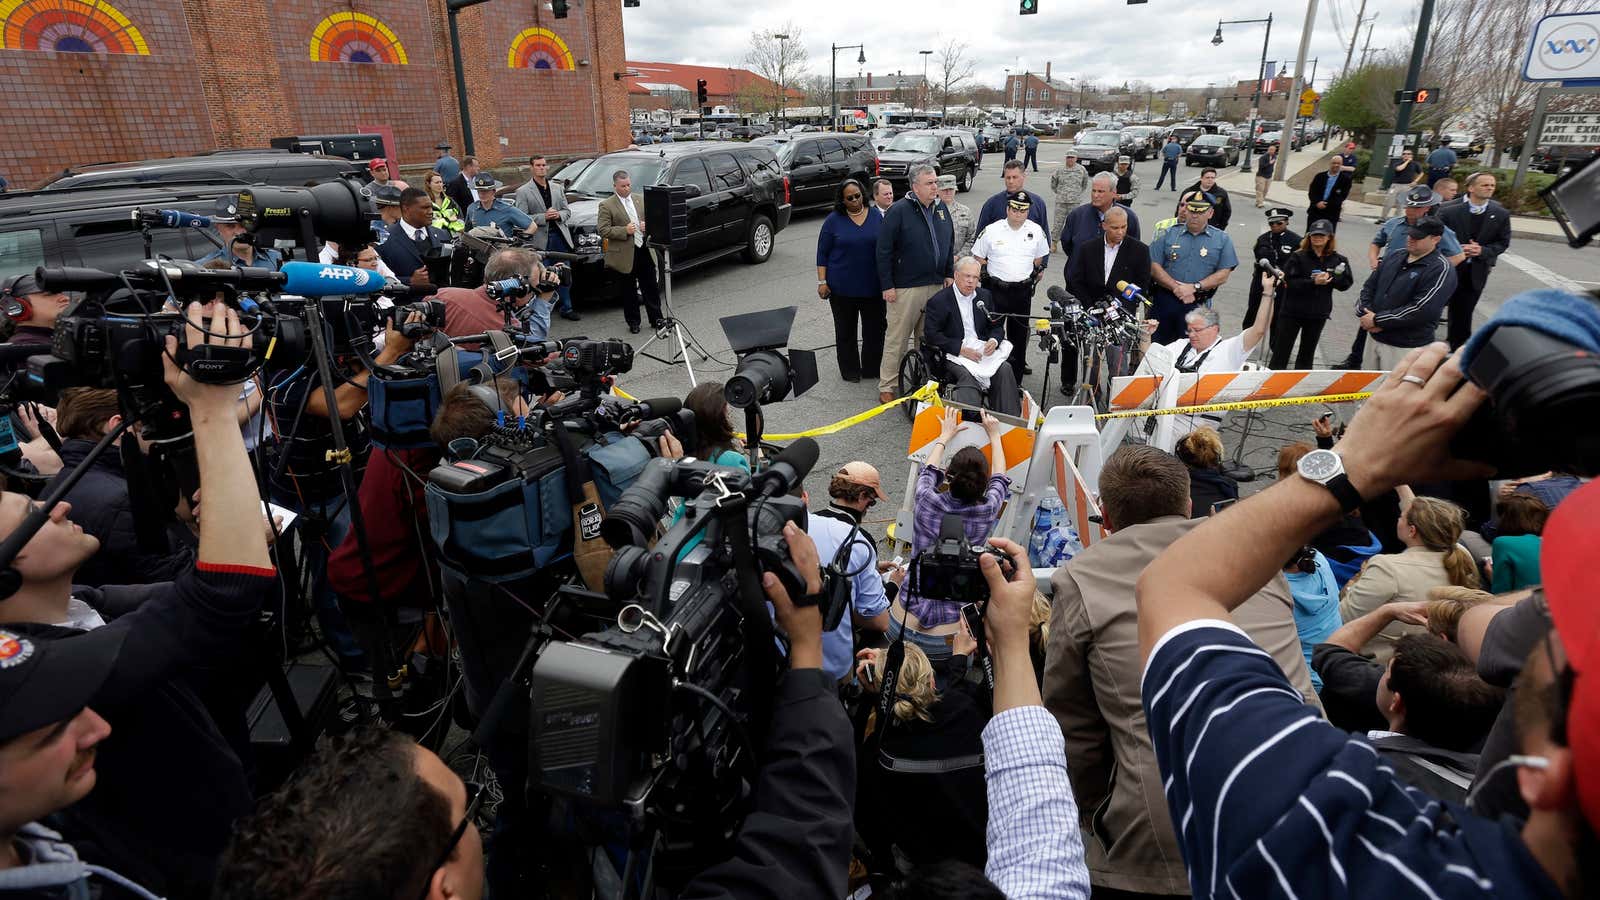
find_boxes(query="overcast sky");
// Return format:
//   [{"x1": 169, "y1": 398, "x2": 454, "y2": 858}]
[{"x1": 620, "y1": 0, "x2": 1421, "y2": 94}]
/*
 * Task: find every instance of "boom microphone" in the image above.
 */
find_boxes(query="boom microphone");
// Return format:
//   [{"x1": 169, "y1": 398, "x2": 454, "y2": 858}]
[
  {"x1": 752, "y1": 437, "x2": 820, "y2": 498},
  {"x1": 631, "y1": 397, "x2": 682, "y2": 419},
  {"x1": 1114, "y1": 280, "x2": 1146, "y2": 302},
  {"x1": 279, "y1": 262, "x2": 389, "y2": 297}
]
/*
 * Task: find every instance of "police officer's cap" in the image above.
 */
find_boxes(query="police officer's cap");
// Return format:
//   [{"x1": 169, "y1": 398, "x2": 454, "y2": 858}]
[
  {"x1": 1006, "y1": 191, "x2": 1032, "y2": 210},
  {"x1": 1264, "y1": 206, "x2": 1292, "y2": 222},
  {"x1": 472, "y1": 173, "x2": 505, "y2": 192},
  {"x1": 371, "y1": 184, "x2": 404, "y2": 207},
  {"x1": 1403, "y1": 185, "x2": 1440, "y2": 208},
  {"x1": 211, "y1": 196, "x2": 241, "y2": 223},
  {"x1": 1184, "y1": 197, "x2": 1214, "y2": 213}
]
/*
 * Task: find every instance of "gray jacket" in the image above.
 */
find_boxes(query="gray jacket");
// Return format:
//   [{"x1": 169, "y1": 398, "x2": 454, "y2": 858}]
[
  {"x1": 0, "y1": 822, "x2": 162, "y2": 899},
  {"x1": 511, "y1": 177, "x2": 572, "y2": 250}
]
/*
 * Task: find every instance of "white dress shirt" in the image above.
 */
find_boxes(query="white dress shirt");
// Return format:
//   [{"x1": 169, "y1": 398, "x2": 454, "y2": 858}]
[
  {"x1": 619, "y1": 193, "x2": 643, "y2": 247},
  {"x1": 955, "y1": 286, "x2": 982, "y2": 348},
  {"x1": 1102, "y1": 239, "x2": 1123, "y2": 285},
  {"x1": 972, "y1": 220, "x2": 1049, "y2": 282}
]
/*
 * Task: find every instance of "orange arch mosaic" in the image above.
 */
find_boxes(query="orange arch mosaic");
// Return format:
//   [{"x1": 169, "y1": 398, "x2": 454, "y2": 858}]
[
  {"x1": 0, "y1": 0, "x2": 150, "y2": 54},
  {"x1": 309, "y1": 10, "x2": 407, "y2": 64},
  {"x1": 507, "y1": 26, "x2": 572, "y2": 70}
]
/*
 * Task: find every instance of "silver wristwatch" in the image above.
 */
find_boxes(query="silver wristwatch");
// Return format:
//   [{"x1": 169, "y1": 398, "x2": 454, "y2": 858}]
[{"x1": 1296, "y1": 449, "x2": 1363, "y2": 513}]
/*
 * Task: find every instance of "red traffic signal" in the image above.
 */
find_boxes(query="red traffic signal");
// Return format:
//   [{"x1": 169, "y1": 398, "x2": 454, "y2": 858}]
[
  {"x1": 1393, "y1": 87, "x2": 1441, "y2": 105},
  {"x1": 696, "y1": 78, "x2": 708, "y2": 107}
]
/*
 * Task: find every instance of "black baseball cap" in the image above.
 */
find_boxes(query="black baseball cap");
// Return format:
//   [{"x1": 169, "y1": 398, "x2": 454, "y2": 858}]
[
  {"x1": 0, "y1": 627, "x2": 124, "y2": 744},
  {"x1": 1406, "y1": 217, "x2": 1445, "y2": 239},
  {"x1": 1307, "y1": 219, "x2": 1335, "y2": 236}
]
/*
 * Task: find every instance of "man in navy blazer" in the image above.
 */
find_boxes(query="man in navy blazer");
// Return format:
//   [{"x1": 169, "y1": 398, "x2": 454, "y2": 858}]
[
  {"x1": 378, "y1": 187, "x2": 453, "y2": 285},
  {"x1": 923, "y1": 256, "x2": 1021, "y2": 415},
  {"x1": 1435, "y1": 172, "x2": 1512, "y2": 348}
]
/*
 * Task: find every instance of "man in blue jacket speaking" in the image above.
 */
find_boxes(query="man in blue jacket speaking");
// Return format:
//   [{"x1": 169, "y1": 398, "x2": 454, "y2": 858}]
[{"x1": 875, "y1": 164, "x2": 954, "y2": 404}]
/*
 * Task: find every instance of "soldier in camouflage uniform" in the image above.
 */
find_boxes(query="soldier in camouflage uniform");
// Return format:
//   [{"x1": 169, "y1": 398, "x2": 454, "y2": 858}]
[
  {"x1": 938, "y1": 174, "x2": 978, "y2": 256},
  {"x1": 1050, "y1": 150, "x2": 1090, "y2": 249}
]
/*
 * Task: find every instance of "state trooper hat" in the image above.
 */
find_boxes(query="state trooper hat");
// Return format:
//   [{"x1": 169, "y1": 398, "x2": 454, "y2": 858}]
[
  {"x1": 211, "y1": 196, "x2": 241, "y2": 223},
  {"x1": 1184, "y1": 196, "x2": 1214, "y2": 213},
  {"x1": 371, "y1": 184, "x2": 403, "y2": 207},
  {"x1": 472, "y1": 173, "x2": 505, "y2": 192},
  {"x1": 1265, "y1": 206, "x2": 1292, "y2": 222},
  {"x1": 1403, "y1": 185, "x2": 1441, "y2": 208}
]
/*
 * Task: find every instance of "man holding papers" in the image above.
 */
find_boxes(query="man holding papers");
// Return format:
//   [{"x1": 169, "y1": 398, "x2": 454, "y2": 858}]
[{"x1": 923, "y1": 255, "x2": 1023, "y2": 415}]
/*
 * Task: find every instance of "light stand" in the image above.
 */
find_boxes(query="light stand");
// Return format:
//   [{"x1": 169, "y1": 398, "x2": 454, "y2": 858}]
[{"x1": 633, "y1": 246, "x2": 707, "y2": 387}]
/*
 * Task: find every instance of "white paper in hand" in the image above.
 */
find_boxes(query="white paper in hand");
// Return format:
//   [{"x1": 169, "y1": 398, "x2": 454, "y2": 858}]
[{"x1": 946, "y1": 339, "x2": 1013, "y2": 384}]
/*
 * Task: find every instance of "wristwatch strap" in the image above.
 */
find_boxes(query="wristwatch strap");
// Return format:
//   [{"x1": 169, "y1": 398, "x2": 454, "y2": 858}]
[{"x1": 1323, "y1": 473, "x2": 1363, "y2": 514}]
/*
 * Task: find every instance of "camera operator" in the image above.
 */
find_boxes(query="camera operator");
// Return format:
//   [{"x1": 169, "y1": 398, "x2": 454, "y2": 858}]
[
  {"x1": 0, "y1": 629, "x2": 164, "y2": 899},
  {"x1": 435, "y1": 246, "x2": 557, "y2": 341},
  {"x1": 798, "y1": 475, "x2": 890, "y2": 683},
  {"x1": 0, "y1": 272, "x2": 71, "y2": 350},
  {"x1": 0, "y1": 303, "x2": 274, "y2": 897},
  {"x1": 265, "y1": 307, "x2": 416, "y2": 674},
  {"x1": 196, "y1": 197, "x2": 283, "y2": 271},
  {"x1": 42, "y1": 388, "x2": 194, "y2": 588}
]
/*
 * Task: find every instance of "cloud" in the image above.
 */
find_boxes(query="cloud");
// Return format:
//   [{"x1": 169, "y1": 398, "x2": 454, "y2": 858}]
[{"x1": 620, "y1": 0, "x2": 1421, "y2": 94}]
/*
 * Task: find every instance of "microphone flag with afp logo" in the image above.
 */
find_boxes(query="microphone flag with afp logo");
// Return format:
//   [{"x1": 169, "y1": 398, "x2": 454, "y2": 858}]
[{"x1": 279, "y1": 261, "x2": 390, "y2": 296}]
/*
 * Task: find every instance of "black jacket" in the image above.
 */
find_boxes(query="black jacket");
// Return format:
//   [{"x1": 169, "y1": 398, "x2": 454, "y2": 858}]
[
  {"x1": 679, "y1": 669, "x2": 854, "y2": 899},
  {"x1": 1186, "y1": 465, "x2": 1238, "y2": 517},
  {"x1": 923, "y1": 285, "x2": 1001, "y2": 357},
  {"x1": 445, "y1": 172, "x2": 474, "y2": 217},
  {"x1": 1307, "y1": 171, "x2": 1353, "y2": 219},
  {"x1": 1435, "y1": 198, "x2": 1512, "y2": 291},
  {"x1": 1180, "y1": 180, "x2": 1233, "y2": 229},
  {"x1": 1281, "y1": 248, "x2": 1355, "y2": 320},
  {"x1": 1064, "y1": 236, "x2": 1151, "y2": 306},
  {"x1": 1249, "y1": 228, "x2": 1302, "y2": 302},
  {"x1": 11, "y1": 566, "x2": 275, "y2": 898},
  {"x1": 377, "y1": 223, "x2": 453, "y2": 281},
  {"x1": 45, "y1": 439, "x2": 194, "y2": 588},
  {"x1": 1357, "y1": 248, "x2": 1458, "y2": 347},
  {"x1": 875, "y1": 195, "x2": 955, "y2": 290}
]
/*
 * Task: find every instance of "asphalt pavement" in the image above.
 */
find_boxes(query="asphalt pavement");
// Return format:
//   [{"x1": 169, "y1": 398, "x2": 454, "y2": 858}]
[{"x1": 552, "y1": 145, "x2": 1600, "y2": 521}]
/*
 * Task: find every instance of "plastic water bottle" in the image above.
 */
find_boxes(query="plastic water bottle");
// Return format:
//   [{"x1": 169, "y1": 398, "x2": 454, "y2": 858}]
[{"x1": 1029, "y1": 501, "x2": 1055, "y2": 567}]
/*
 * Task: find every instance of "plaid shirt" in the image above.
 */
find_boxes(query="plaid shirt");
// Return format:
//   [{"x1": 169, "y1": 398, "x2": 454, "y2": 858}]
[
  {"x1": 905, "y1": 463, "x2": 1010, "y2": 627},
  {"x1": 983, "y1": 706, "x2": 1092, "y2": 899}
]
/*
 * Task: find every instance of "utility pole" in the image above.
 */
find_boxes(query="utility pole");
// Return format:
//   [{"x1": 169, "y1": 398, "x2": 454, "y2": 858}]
[
  {"x1": 1357, "y1": 15, "x2": 1378, "y2": 72},
  {"x1": 1339, "y1": 0, "x2": 1369, "y2": 79},
  {"x1": 1381, "y1": 0, "x2": 1433, "y2": 190},
  {"x1": 1276, "y1": 0, "x2": 1318, "y2": 182}
]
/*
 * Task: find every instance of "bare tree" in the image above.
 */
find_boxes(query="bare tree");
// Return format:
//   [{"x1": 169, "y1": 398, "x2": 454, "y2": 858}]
[
  {"x1": 744, "y1": 24, "x2": 810, "y2": 125},
  {"x1": 933, "y1": 39, "x2": 977, "y2": 118}
]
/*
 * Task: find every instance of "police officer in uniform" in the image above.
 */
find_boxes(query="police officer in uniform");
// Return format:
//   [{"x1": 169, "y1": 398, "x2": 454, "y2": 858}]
[
  {"x1": 1244, "y1": 206, "x2": 1301, "y2": 330},
  {"x1": 464, "y1": 173, "x2": 536, "y2": 238},
  {"x1": 971, "y1": 192, "x2": 1050, "y2": 381},
  {"x1": 1147, "y1": 196, "x2": 1239, "y2": 344},
  {"x1": 196, "y1": 196, "x2": 283, "y2": 270}
]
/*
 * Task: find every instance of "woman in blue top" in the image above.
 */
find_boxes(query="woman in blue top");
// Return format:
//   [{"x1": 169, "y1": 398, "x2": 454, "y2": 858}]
[
  {"x1": 816, "y1": 179, "x2": 884, "y2": 383},
  {"x1": 666, "y1": 382, "x2": 752, "y2": 558},
  {"x1": 1282, "y1": 546, "x2": 1342, "y2": 692}
]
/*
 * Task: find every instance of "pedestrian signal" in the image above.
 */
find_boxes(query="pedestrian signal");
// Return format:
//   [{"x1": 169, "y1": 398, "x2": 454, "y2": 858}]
[{"x1": 1020, "y1": 0, "x2": 1037, "y2": 14}]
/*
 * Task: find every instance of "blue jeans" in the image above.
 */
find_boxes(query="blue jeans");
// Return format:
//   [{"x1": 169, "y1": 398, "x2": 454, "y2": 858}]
[
  {"x1": 886, "y1": 615, "x2": 954, "y2": 662},
  {"x1": 1157, "y1": 159, "x2": 1180, "y2": 190},
  {"x1": 547, "y1": 230, "x2": 575, "y2": 313}
]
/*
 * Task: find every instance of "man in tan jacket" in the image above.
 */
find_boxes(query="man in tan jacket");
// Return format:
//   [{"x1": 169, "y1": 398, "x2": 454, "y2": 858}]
[
  {"x1": 1043, "y1": 445, "x2": 1322, "y2": 897},
  {"x1": 596, "y1": 169, "x2": 663, "y2": 333}
]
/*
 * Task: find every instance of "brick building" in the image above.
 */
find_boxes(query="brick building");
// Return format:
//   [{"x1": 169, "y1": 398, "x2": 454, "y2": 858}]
[
  {"x1": 624, "y1": 61, "x2": 803, "y2": 115},
  {"x1": 1002, "y1": 70, "x2": 1073, "y2": 114},
  {"x1": 0, "y1": 0, "x2": 631, "y2": 187}
]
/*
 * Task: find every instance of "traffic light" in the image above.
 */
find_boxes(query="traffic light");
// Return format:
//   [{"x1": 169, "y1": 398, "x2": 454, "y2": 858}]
[
  {"x1": 696, "y1": 79, "x2": 708, "y2": 108},
  {"x1": 623, "y1": 0, "x2": 639, "y2": 6},
  {"x1": 1019, "y1": 0, "x2": 1037, "y2": 13},
  {"x1": 552, "y1": 0, "x2": 568, "y2": 17},
  {"x1": 1394, "y1": 87, "x2": 1441, "y2": 105}
]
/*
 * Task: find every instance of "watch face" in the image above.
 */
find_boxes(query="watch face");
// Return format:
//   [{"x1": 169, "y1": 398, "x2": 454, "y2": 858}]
[{"x1": 1299, "y1": 449, "x2": 1341, "y2": 482}]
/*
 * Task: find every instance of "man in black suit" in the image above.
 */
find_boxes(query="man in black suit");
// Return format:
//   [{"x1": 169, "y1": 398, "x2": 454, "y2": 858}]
[
  {"x1": 923, "y1": 256, "x2": 1021, "y2": 415},
  {"x1": 1061, "y1": 206, "x2": 1149, "y2": 396},
  {"x1": 377, "y1": 187, "x2": 452, "y2": 285},
  {"x1": 1436, "y1": 171, "x2": 1512, "y2": 349},
  {"x1": 1306, "y1": 155, "x2": 1353, "y2": 231},
  {"x1": 445, "y1": 155, "x2": 479, "y2": 216}
]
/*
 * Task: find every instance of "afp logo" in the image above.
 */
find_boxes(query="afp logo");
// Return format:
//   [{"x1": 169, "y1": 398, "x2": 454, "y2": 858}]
[
  {"x1": 318, "y1": 265, "x2": 375, "y2": 288},
  {"x1": 1539, "y1": 22, "x2": 1600, "y2": 72}
]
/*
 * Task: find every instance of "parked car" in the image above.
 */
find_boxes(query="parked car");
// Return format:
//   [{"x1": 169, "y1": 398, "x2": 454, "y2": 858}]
[
  {"x1": 1119, "y1": 126, "x2": 1159, "y2": 160},
  {"x1": 875, "y1": 129, "x2": 980, "y2": 192},
  {"x1": 561, "y1": 142, "x2": 792, "y2": 305},
  {"x1": 42, "y1": 148, "x2": 363, "y2": 191},
  {"x1": 1254, "y1": 130, "x2": 1287, "y2": 153},
  {"x1": 1168, "y1": 124, "x2": 1204, "y2": 149},
  {"x1": 549, "y1": 157, "x2": 594, "y2": 190},
  {"x1": 1530, "y1": 144, "x2": 1596, "y2": 175},
  {"x1": 1073, "y1": 129, "x2": 1124, "y2": 174},
  {"x1": 1185, "y1": 133, "x2": 1241, "y2": 168},
  {"x1": 749, "y1": 131, "x2": 878, "y2": 211},
  {"x1": 1, "y1": 181, "x2": 256, "y2": 282}
]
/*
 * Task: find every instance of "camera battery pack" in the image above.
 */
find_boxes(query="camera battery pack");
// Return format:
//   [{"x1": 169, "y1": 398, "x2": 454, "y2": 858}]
[{"x1": 429, "y1": 457, "x2": 511, "y2": 494}]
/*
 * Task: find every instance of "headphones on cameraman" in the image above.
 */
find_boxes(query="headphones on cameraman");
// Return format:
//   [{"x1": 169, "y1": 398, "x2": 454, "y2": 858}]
[{"x1": 0, "y1": 275, "x2": 33, "y2": 322}]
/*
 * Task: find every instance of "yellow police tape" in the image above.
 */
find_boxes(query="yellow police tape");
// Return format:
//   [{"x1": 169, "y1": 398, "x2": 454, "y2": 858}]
[
  {"x1": 611, "y1": 382, "x2": 945, "y2": 441},
  {"x1": 1092, "y1": 391, "x2": 1374, "y2": 420}
]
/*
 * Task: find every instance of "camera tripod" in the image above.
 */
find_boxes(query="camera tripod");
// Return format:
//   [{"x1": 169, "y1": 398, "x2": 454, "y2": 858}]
[{"x1": 635, "y1": 246, "x2": 708, "y2": 387}]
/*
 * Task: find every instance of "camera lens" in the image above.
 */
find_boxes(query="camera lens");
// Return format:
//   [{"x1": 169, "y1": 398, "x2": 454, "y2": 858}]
[
  {"x1": 602, "y1": 461, "x2": 672, "y2": 548},
  {"x1": 604, "y1": 545, "x2": 652, "y2": 604}
]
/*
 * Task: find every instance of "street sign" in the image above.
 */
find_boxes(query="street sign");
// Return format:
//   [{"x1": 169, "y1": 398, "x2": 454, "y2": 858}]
[
  {"x1": 1389, "y1": 134, "x2": 1406, "y2": 158},
  {"x1": 1524, "y1": 12, "x2": 1600, "y2": 83},
  {"x1": 1300, "y1": 88, "x2": 1320, "y2": 102},
  {"x1": 1540, "y1": 112, "x2": 1600, "y2": 145},
  {"x1": 1248, "y1": 107, "x2": 1258, "y2": 119}
]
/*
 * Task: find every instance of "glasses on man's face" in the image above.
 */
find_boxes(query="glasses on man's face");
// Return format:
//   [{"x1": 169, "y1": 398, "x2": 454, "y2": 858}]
[
  {"x1": 415, "y1": 781, "x2": 484, "y2": 900},
  {"x1": 1186, "y1": 324, "x2": 1217, "y2": 335}
]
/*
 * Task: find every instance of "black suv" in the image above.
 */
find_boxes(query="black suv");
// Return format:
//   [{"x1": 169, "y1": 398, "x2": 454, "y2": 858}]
[
  {"x1": 562, "y1": 142, "x2": 793, "y2": 300},
  {"x1": 0, "y1": 181, "x2": 253, "y2": 282},
  {"x1": 875, "y1": 129, "x2": 979, "y2": 192},
  {"x1": 1073, "y1": 130, "x2": 1124, "y2": 174},
  {"x1": 750, "y1": 131, "x2": 878, "y2": 210},
  {"x1": 42, "y1": 149, "x2": 364, "y2": 191}
]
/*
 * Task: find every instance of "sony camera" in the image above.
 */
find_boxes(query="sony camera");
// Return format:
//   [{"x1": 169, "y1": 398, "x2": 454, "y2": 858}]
[
  {"x1": 389, "y1": 298, "x2": 446, "y2": 340},
  {"x1": 529, "y1": 440, "x2": 820, "y2": 877}
]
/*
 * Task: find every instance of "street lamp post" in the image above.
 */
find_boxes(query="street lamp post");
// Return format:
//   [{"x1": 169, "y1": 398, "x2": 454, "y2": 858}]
[
  {"x1": 775, "y1": 33, "x2": 790, "y2": 128},
  {"x1": 920, "y1": 49, "x2": 933, "y2": 118},
  {"x1": 831, "y1": 43, "x2": 866, "y2": 130},
  {"x1": 1212, "y1": 14, "x2": 1273, "y2": 172}
]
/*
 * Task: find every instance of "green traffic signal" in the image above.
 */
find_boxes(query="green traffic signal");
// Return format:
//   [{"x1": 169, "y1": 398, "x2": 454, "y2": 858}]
[{"x1": 1020, "y1": 0, "x2": 1037, "y2": 12}]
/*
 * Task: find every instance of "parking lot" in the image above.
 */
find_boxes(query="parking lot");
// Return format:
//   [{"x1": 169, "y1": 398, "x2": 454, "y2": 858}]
[{"x1": 555, "y1": 140, "x2": 1600, "y2": 521}]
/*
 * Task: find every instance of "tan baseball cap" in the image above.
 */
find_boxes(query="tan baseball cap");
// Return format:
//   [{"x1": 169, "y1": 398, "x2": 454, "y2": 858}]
[{"x1": 835, "y1": 461, "x2": 889, "y2": 501}]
